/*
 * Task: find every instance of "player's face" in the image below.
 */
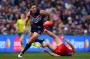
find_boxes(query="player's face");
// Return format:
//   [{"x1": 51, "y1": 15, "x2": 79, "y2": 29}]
[
  {"x1": 31, "y1": 5, "x2": 37, "y2": 13},
  {"x1": 21, "y1": 14, "x2": 25, "y2": 19}
]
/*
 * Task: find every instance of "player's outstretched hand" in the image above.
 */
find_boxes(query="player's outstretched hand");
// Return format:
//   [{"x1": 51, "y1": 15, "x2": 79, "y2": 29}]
[
  {"x1": 43, "y1": 50, "x2": 49, "y2": 53},
  {"x1": 24, "y1": 26, "x2": 26, "y2": 32},
  {"x1": 44, "y1": 29, "x2": 48, "y2": 33}
]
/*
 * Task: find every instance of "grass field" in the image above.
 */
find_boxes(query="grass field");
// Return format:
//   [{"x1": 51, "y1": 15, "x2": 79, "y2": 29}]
[{"x1": 0, "y1": 52, "x2": 90, "y2": 59}]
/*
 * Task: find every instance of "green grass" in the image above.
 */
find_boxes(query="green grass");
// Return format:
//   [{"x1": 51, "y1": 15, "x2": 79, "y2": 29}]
[{"x1": 0, "y1": 52, "x2": 90, "y2": 59}]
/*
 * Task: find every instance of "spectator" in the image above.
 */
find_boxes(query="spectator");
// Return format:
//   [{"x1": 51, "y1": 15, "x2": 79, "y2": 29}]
[{"x1": 0, "y1": 0, "x2": 90, "y2": 35}]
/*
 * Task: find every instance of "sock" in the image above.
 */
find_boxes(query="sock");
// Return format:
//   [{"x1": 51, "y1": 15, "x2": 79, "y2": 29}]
[
  {"x1": 35, "y1": 39, "x2": 44, "y2": 43},
  {"x1": 22, "y1": 43, "x2": 31, "y2": 54}
]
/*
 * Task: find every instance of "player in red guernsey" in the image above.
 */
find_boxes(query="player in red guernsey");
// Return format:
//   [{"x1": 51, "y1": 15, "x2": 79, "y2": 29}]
[{"x1": 42, "y1": 29, "x2": 75, "y2": 56}]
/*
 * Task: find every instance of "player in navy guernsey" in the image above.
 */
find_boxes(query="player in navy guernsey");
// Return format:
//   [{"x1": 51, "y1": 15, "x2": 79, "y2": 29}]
[{"x1": 18, "y1": 3, "x2": 52, "y2": 58}]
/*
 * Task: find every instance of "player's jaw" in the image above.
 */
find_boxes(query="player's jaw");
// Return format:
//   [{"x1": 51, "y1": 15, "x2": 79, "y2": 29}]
[{"x1": 31, "y1": 5, "x2": 37, "y2": 13}]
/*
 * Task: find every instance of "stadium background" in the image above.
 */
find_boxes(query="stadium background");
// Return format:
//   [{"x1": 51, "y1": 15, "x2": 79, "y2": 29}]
[{"x1": 0, "y1": 0, "x2": 90, "y2": 59}]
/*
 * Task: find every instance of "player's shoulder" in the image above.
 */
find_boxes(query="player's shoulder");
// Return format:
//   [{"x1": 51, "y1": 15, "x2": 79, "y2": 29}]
[
  {"x1": 17, "y1": 19, "x2": 24, "y2": 23},
  {"x1": 28, "y1": 11, "x2": 30, "y2": 14},
  {"x1": 17, "y1": 19, "x2": 22, "y2": 21},
  {"x1": 40, "y1": 9, "x2": 45, "y2": 12},
  {"x1": 40, "y1": 9, "x2": 47, "y2": 15},
  {"x1": 26, "y1": 11, "x2": 30, "y2": 16},
  {"x1": 68, "y1": 48, "x2": 75, "y2": 53},
  {"x1": 17, "y1": 19, "x2": 21, "y2": 20}
]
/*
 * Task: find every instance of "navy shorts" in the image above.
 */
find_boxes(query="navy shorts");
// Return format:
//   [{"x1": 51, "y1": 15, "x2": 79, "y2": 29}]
[{"x1": 31, "y1": 25, "x2": 44, "y2": 34}]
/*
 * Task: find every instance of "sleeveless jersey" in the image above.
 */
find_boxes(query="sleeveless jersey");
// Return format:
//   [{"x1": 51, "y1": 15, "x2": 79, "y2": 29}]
[{"x1": 30, "y1": 9, "x2": 45, "y2": 27}]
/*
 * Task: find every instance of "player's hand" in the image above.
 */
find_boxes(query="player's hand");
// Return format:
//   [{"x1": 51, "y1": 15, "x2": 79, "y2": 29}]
[
  {"x1": 24, "y1": 26, "x2": 26, "y2": 32},
  {"x1": 44, "y1": 26, "x2": 50, "y2": 30},
  {"x1": 43, "y1": 50, "x2": 49, "y2": 53},
  {"x1": 44, "y1": 29, "x2": 48, "y2": 33}
]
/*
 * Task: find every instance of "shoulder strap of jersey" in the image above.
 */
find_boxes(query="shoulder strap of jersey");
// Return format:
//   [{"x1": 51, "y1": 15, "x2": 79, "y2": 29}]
[{"x1": 36, "y1": 9, "x2": 40, "y2": 15}]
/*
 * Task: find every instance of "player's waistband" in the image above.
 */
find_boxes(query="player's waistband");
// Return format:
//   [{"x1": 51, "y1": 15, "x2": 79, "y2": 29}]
[{"x1": 31, "y1": 24, "x2": 43, "y2": 28}]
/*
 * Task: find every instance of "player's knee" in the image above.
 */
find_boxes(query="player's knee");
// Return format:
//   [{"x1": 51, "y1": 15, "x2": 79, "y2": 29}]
[
  {"x1": 28, "y1": 39, "x2": 35, "y2": 44},
  {"x1": 42, "y1": 42, "x2": 48, "y2": 47},
  {"x1": 43, "y1": 42, "x2": 50, "y2": 47},
  {"x1": 20, "y1": 39, "x2": 23, "y2": 43},
  {"x1": 46, "y1": 42, "x2": 50, "y2": 45},
  {"x1": 46, "y1": 42, "x2": 51, "y2": 47}
]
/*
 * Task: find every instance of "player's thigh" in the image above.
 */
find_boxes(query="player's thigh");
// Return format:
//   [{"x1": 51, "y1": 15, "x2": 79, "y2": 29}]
[
  {"x1": 54, "y1": 37, "x2": 63, "y2": 46},
  {"x1": 18, "y1": 33, "x2": 24, "y2": 42},
  {"x1": 28, "y1": 32, "x2": 40, "y2": 43},
  {"x1": 29, "y1": 32, "x2": 34, "y2": 37},
  {"x1": 20, "y1": 34, "x2": 24, "y2": 40},
  {"x1": 47, "y1": 43, "x2": 56, "y2": 51}
]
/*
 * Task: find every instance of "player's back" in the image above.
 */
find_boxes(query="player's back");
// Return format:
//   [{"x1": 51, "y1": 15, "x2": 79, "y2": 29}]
[
  {"x1": 54, "y1": 43, "x2": 74, "y2": 56},
  {"x1": 60, "y1": 44, "x2": 74, "y2": 56}
]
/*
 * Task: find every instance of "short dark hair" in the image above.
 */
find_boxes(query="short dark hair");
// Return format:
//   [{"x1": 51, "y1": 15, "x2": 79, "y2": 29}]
[{"x1": 30, "y1": 3, "x2": 36, "y2": 8}]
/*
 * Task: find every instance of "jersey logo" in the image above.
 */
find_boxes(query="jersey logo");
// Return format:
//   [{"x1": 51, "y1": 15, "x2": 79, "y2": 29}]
[{"x1": 30, "y1": 15, "x2": 42, "y2": 23}]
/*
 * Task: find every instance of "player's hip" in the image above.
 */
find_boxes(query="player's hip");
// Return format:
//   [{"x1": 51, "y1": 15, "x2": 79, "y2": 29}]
[
  {"x1": 31, "y1": 24, "x2": 43, "y2": 28},
  {"x1": 30, "y1": 25, "x2": 43, "y2": 34}
]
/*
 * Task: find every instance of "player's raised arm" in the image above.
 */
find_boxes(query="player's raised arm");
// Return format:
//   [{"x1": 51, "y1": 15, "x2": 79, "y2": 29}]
[
  {"x1": 40, "y1": 10, "x2": 52, "y2": 21},
  {"x1": 24, "y1": 12, "x2": 30, "y2": 31},
  {"x1": 64, "y1": 38, "x2": 75, "y2": 50}
]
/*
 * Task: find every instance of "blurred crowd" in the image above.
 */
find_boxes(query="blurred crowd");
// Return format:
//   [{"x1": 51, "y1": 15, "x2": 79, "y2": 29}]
[{"x1": 0, "y1": 0, "x2": 90, "y2": 35}]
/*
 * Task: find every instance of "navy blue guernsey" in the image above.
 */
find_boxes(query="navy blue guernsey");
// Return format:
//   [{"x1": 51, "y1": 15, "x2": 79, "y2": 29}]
[{"x1": 30, "y1": 9, "x2": 45, "y2": 27}]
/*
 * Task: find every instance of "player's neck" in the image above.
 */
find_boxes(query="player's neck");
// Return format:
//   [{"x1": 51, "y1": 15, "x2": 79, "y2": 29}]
[
  {"x1": 21, "y1": 18, "x2": 24, "y2": 20},
  {"x1": 32, "y1": 10, "x2": 37, "y2": 14}
]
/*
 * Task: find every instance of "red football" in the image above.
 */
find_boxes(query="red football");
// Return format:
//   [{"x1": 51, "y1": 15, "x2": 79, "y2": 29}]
[{"x1": 43, "y1": 21, "x2": 53, "y2": 27}]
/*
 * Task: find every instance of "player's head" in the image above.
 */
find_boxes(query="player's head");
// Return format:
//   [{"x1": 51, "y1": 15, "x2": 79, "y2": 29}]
[
  {"x1": 66, "y1": 44, "x2": 74, "y2": 56},
  {"x1": 66, "y1": 44, "x2": 72, "y2": 49},
  {"x1": 21, "y1": 14, "x2": 25, "y2": 19},
  {"x1": 30, "y1": 3, "x2": 37, "y2": 13}
]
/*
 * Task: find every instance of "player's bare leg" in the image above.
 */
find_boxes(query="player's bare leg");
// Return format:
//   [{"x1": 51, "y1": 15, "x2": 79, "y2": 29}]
[
  {"x1": 29, "y1": 32, "x2": 44, "y2": 48},
  {"x1": 18, "y1": 32, "x2": 40, "y2": 58},
  {"x1": 29, "y1": 32, "x2": 34, "y2": 37},
  {"x1": 28, "y1": 32, "x2": 40, "y2": 44},
  {"x1": 44, "y1": 29, "x2": 63, "y2": 46},
  {"x1": 20, "y1": 34, "x2": 24, "y2": 50},
  {"x1": 42, "y1": 41, "x2": 56, "y2": 51}
]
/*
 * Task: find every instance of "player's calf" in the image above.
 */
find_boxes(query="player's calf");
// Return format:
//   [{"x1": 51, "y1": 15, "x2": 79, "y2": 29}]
[{"x1": 44, "y1": 29, "x2": 58, "y2": 39}]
